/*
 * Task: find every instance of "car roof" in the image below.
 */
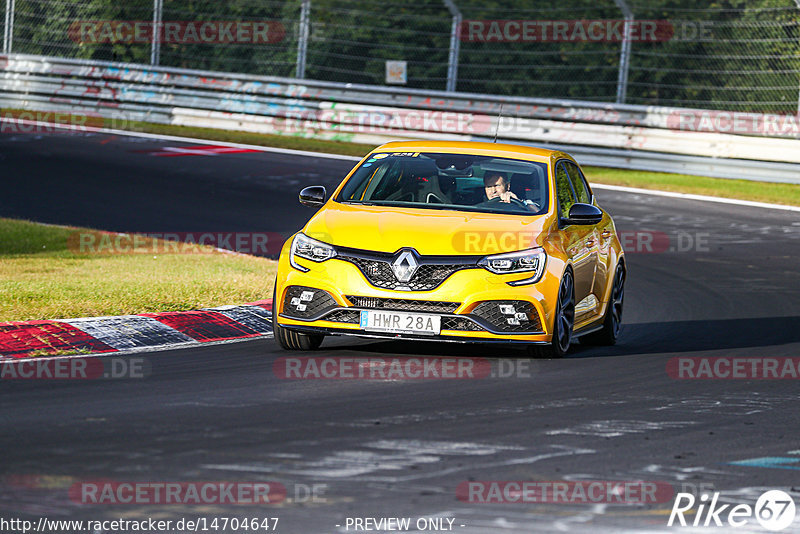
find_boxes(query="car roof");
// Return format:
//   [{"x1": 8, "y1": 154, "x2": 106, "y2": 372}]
[{"x1": 370, "y1": 140, "x2": 561, "y2": 163}]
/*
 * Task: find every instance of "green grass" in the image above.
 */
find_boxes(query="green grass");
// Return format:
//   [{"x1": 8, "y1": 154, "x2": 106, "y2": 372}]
[
  {"x1": 583, "y1": 167, "x2": 800, "y2": 207},
  {"x1": 0, "y1": 218, "x2": 277, "y2": 322}
]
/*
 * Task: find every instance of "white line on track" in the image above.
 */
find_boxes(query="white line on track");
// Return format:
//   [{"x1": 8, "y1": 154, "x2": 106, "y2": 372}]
[
  {"x1": 6, "y1": 119, "x2": 362, "y2": 161},
  {"x1": 8, "y1": 120, "x2": 798, "y2": 211},
  {"x1": 592, "y1": 183, "x2": 800, "y2": 213}
]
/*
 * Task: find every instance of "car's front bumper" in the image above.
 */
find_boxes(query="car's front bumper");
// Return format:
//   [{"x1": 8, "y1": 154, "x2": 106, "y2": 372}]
[
  {"x1": 283, "y1": 323, "x2": 550, "y2": 345},
  {"x1": 275, "y1": 248, "x2": 560, "y2": 344}
]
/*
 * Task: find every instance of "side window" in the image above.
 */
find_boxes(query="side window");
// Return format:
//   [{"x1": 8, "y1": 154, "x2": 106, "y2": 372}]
[
  {"x1": 555, "y1": 162, "x2": 576, "y2": 217},
  {"x1": 565, "y1": 162, "x2": 592, "y2": 204}
]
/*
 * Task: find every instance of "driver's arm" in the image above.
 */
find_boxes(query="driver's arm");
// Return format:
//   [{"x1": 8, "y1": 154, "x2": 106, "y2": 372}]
[
  {"x1": 499, "y1": 191, "x2": 519, "y2": 203},
  {"x1": 501, "y1": 191, "x2": 538, "y2": 210}
]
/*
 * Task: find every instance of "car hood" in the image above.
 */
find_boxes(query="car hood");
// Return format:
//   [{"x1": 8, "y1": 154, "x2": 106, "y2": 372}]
[{"x1": 303, "y1": 202, "x2": 550, "y2": 256}]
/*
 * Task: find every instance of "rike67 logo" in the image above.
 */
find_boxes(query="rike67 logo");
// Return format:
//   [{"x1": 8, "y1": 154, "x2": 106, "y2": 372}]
[{"x1": 668, "y1": 490, "x2": 796, "y2": 531}]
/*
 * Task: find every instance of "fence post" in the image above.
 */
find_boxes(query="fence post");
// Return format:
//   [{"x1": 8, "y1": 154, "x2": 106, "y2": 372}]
[
  {"x1": 614, "y1": 0, "x2": 633, "y2": 104},
  {"x1": 296, "y1": 0, "x2": 310, "y2": 79},
  {"x1": 443, "y1": 0, "x2": 461, "y2": 92},
  {"x1": 150, "y1": 0, "x2": 163, "y2": 66},
  {"x1": 794, "y1": 0, "x2": 800, "y2": 116},
  {"x1": 3, "y1": 0, "x2": 15, "y2": 54}
]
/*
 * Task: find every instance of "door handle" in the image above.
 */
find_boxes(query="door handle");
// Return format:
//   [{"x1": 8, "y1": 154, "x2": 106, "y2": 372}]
[
  {"x1": 601, "y1": 229, "x2": 612, "y2": 238},
  {"x1": 586, "y1": 239, "x2": 595, "y2": 247}
]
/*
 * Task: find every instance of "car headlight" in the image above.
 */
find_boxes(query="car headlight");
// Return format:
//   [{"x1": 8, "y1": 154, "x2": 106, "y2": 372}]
[
  {"x1": 290, "y1": 233, "x2": 337, "y2": 272},
  {"x1": 478, "y1": 247, "x2": 547, "y2": 285}
]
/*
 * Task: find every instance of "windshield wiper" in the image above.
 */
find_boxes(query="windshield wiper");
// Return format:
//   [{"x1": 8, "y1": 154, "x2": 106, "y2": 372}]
[{"x1": 340, "y1": 200, "x2": 377, "y2": 206}]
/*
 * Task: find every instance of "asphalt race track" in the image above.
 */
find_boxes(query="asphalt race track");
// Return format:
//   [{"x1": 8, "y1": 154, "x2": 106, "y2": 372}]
[
  {"x1": 2, "y1": 131, "x2": 800, "y2": 533},
  {"x1": 0, "y1": 132, "x2": 355, "y2": 237}
]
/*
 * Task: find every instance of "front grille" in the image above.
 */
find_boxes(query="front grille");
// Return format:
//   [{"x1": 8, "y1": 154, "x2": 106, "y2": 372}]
[
  {"x1": 281, "y1": 286, "x2": 541, "y2": 334},
  {"x1": 346, "y1": 296, "x2": 459, "y2": 314},
  {"x1": 441, "y1": 316, "x2": 483, "y2": 331},
  {"x1": 471, "y1": 301, "x2": 542, "y2": 333},
  {"x1": 336, "y1": 248, "x2": 480, "y2": 292},
  {"x1": 324, "y1": 309, "x2": 361, "y2": 324},
  {"x1": 281, "y1": 286, "x2": 337, "y2": 320}
]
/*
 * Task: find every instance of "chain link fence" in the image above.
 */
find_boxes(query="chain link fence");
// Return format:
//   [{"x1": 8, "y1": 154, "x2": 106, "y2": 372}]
[{"x1": 4, "y1": 0, "x2": 800, "y2": 113}]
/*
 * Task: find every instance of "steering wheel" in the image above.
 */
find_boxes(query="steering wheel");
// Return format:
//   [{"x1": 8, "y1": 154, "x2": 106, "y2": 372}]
[{"x1": 483, "y1": 195, "x2": 529, "y2": 209}]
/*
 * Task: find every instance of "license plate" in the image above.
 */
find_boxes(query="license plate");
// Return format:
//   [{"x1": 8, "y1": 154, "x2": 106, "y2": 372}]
[{"x1": 359, "y1": 310, "x2": 441, "y2": 335}]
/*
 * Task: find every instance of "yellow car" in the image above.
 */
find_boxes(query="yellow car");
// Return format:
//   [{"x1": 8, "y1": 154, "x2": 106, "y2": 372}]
[{"x1": 273, "y1": 141, "x2": 625, "y2": 358}]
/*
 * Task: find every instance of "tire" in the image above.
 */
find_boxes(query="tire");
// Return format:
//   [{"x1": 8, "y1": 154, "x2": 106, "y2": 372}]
[
  {"x1": 527, "y1": 269, "x2": 575, "y2": 359},
  {"x1": 272, "y1": 283, "x2": 324, "y2": 351},
  {"x1": 582, "y1": 262, "x2": 625, "y2": 346}
]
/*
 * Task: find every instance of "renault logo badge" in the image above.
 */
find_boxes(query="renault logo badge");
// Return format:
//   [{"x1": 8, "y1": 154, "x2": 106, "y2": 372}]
[{"x1": 391, "y1": 250, "x2": 419, "y2": 283}]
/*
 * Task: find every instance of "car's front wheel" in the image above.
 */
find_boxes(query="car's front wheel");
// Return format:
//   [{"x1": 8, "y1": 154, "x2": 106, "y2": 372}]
[
  {"x1": 528, "y1": 269, "x2": 574, "y2": 359},
  {"x1": 272, "y1": 284, "x2": 324, "y2": 351},
  {"x1": 582, "y1": 262, "x2": 625, "y2": 346},
  {"x1": 274, "y1": 322, "x2": 324, "y2": 350}
]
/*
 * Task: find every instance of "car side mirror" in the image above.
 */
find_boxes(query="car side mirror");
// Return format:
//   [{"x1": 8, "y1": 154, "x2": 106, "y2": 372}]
[
  {"x1": 563, "y1": 203, "x2": 603, "y2": 225},
  {"x1": 299, "y1": 186, "x2": 326, "y2": 207}
]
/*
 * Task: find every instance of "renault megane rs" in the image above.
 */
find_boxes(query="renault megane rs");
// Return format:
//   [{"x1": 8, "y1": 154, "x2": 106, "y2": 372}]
[{"x1": 273, "y1": 141, "x2": 625, "y2": 358}]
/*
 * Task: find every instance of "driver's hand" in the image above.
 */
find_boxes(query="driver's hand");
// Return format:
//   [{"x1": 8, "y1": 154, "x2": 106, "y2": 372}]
[{"x1": 499, "y1": 191, "x2": 519, "y2": 203}]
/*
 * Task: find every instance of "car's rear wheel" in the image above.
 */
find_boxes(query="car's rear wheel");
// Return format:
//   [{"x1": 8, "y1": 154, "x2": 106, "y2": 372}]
[
  {"x1": 582, "y1": 262, "x2": 625, "y2": 346},
  {"x1": 272, "y1": 284, "x2": 324, "y2": 351},
  {"x1": 528, "y1": 269, "x2": 574, "y2": 359}
]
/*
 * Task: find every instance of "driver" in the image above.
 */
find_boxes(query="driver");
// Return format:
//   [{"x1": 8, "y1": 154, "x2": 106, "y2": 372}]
[{"x1": 483, "y1": 172, "x2": 536, "y2": 209}]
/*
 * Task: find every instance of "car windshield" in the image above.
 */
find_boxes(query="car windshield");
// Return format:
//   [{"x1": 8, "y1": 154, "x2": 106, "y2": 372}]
[{"x1": 335, "y1": 152, "x2": 549, "y2": 215}]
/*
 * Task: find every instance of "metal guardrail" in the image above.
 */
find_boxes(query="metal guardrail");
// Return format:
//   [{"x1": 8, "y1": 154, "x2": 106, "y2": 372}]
[{"x1": 2, "y1": 54, "x2": 800, "y2": 183}]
